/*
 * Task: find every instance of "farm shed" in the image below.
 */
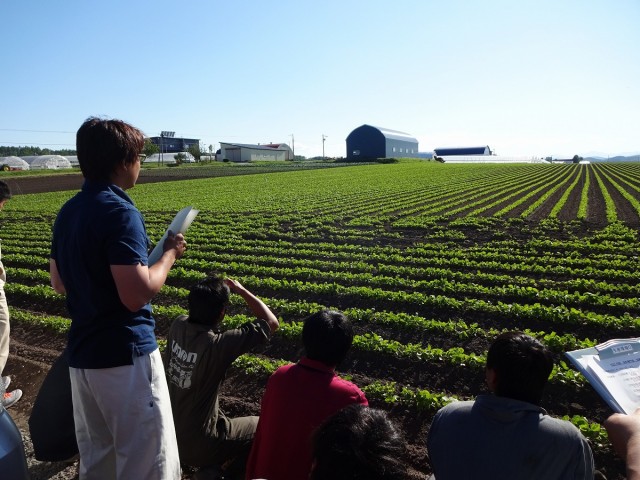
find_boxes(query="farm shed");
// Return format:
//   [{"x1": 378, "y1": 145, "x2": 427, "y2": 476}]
[
  {"x1": 0, "y1": 156, "x2": 30, "y2": 171},
  {"x1": 26, "y1": 155, "x2": 72, "y2": 170},
  {"x1": 218, "y1": 143, "x2": 292, "y2": 162},
  {"x1": 346, "y1": 125, "x2": 419, "y2": 160},
  {"x1": 434, "y1": 146, "x2": 492, "y2": 156},
  {"x1": 432, "y1": 146, "x2": 548, "y2": 163}
]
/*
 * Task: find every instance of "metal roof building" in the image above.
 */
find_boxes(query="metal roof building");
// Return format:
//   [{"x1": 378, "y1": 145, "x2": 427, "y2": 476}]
[
  {"x1": 432, "y1": 145, "x2": 546, "y2": 163},
  {"x1": 433, "y1": 146, "x2": 492, "y2": 156},
  {"x1": 218, "y1": 143, "x2": 293, "y2": 162},
  {"x1": 346, "y1": 125, "x2": 419, "y2": 160}
]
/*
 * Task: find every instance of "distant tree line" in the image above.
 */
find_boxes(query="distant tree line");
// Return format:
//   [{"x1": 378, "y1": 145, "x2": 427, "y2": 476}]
[{"x1": 0, "y1": 146, "x2": 76, "y2": 157}]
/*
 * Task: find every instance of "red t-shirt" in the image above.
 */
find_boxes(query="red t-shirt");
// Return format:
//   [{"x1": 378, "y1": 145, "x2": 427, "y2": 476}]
[{"x1": 245, "y1": 357, "x2": 368, "y2": 480}]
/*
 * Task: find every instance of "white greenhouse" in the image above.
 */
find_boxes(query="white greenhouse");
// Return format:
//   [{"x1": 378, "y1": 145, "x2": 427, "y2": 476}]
[
  {"x1": 27, "y1": 155, "x2": 72, "y2": 170},
  {"x1": 143, "y1": 153, "x2": 177, "y2": 165},
  {"x1": 0, "y1": 156, "x2": 30, "y2": 171},
  {"x1": 437, "y1": 155, "x2": 548, "y2": 164}
]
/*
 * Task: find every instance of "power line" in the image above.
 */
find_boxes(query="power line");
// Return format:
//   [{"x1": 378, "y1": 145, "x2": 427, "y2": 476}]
[
  {"x1": 0, "y1": 141, "x2": 75, "y2": 146},
  {"x1": 0, "y1": 128, "x2": 75, "y2": 134},
  {"x1": 0, "y1": 127, "x2": 290, "y2": 141}
]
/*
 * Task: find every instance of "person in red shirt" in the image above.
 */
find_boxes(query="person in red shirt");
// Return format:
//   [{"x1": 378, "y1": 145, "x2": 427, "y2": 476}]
[{"x1": 245, "y1": 310, "x2": 368, "y2": 480}]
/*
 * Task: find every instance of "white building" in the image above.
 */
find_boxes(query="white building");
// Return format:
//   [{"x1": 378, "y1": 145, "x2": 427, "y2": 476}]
[{"x1": 218, "y1": 143, "x2": 293, "y2": 162}]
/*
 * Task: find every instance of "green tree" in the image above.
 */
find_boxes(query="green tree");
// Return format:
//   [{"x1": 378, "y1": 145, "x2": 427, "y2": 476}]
[
  {"x1": 143, "y1": 138, "x2": 159, "y2": 157},
  {"x1": 0, "y1": 145, "x2": 76, "y2": 156},
  {"x1": 187, "y1": 143, "x2": 201, "y2": 161},
  {"x1": 572, "y1": 154, "x2": 583, "y2": 164},
  {"x1": 174, "y1": 152, "x2": 186, "y2": 165}
]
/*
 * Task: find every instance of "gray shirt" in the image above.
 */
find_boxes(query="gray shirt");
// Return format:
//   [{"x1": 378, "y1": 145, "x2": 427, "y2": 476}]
[
  {"x1": 427, "y1": 394, "x2": 594, "y2": 480},
  {"x1": 165, "y1": 315, "x2": 270, "y2": 461}
]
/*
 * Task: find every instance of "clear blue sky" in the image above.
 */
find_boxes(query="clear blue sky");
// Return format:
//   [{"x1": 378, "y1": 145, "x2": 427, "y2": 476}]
[{"x1": 1, "y1": 0, "x2": 638, "y2": 158}]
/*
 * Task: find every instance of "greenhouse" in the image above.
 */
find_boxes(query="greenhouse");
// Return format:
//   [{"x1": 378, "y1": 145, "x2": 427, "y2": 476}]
[
  {"x1": 436, "y1": 155, "x2": 548, "y2": 164},
  {"x1": 0, "y1": 156, "x2": 30, "y2": 171},
  {"x1": 143, "y1": 153, "x2": 177, "y2": 164},
  {"x1": 26, "y1": 155, "x2": 72, "y2": 170}
]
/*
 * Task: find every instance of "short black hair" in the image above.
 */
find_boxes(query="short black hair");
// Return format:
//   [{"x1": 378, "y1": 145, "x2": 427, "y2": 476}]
[
  {"x1": 76, "y1": 116, "x2": 145, "y2": 182},
  {"x1": 0, "y1": 181, "x2": 11, "y2": 201},
  {"x1": 486, "y1": 331, "x2": 554, "y2": 405},
  {"x1": 187, "y1": 276, "x2": 230, "y2": 326},
  {"x1": 311, "y1": 405, "x2": 407, "y2": 480},
  {"x1": 302, "y1": 310, "x2": 354, "y2": 367}
]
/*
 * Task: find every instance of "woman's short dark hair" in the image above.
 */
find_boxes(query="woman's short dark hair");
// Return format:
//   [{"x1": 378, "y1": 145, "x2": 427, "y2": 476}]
[
  {"x1": 311, "y1": 405, "x2": 407, "y2": 480},
  {"x1": 486, "y1": 331, "x2": 554, "y2": 405},
  {"x1": 187, "y1": 276, "x2": 230, "y2": 326},
  {"x1": 76, "y1": 116, "x2": 145, "y2": 182},
  {"x1": 0, "y1": 181, "x2": 11, "y2": 201},
  {"x1": 302, "y1": 310, "x2": 354, "y2": 367}
]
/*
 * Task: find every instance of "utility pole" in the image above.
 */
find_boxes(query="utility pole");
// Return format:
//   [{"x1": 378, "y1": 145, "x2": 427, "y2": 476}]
[
  {"x1": 160, "y1": 132, "x2": 164, "y2": 166},
  {"x1": 322, "y1": 134, "x2": 327, "y2": 160},
  {"x1": 290, "y1": 134, "x2": 295, "y2": 160}
]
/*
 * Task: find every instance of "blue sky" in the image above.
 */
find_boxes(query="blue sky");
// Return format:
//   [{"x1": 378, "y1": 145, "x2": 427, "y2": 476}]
[{"x1": 1, "y1": 0, "x2": 638, "y2": 158}]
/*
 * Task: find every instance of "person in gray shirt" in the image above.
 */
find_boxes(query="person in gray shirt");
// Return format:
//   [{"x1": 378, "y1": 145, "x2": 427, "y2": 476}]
[
  {"x1": 165, "y1": 276, "x2": 278, "y2": 480},
  {"x1": 427, "y1": 331, "x2": 594, "y2": 480}
]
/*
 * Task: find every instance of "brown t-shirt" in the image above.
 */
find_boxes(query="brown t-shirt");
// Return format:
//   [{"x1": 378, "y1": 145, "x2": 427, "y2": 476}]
[{"x1": 165, "y1": 315, "x2": 271, "y2": 451}]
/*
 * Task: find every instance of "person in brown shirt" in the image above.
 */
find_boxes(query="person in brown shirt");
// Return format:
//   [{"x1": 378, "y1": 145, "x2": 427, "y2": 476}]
[{"x1": 165, "y1": 276, "x2": 278, "y2": 480}]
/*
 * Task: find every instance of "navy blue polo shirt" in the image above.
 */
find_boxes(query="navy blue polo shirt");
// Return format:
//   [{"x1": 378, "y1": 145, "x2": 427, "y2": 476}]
[{"x1": 51, "y1": 180, "x2": 157, "y2": 369}]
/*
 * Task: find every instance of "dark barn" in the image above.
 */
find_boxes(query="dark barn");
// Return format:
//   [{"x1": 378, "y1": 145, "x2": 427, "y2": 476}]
[{"x1": 346, "y1": 125, "x2": 419, "y2": 160}]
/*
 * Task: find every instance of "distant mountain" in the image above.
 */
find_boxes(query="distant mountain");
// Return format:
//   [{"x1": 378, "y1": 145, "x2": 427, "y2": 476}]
[{"x1": 584, "y1": 155, "x2": 640, "y2": 163}]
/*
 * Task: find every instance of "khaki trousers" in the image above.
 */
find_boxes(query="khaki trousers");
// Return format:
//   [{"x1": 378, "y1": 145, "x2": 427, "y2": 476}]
[
  {"x1": 70, "y1": 348, "x2": 181, "y2": 480},
  {"x1": 0, "y1": 256, "x2": 9, "y2": 376}
]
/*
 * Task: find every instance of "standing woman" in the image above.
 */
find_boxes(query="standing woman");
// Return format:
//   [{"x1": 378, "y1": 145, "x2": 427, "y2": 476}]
[
  {"x1": 0, "y1": 180, "x2": 22, "y2": 408},
  {"x1": 50, "y1": 117, "x2": 186, "y2": 479}
]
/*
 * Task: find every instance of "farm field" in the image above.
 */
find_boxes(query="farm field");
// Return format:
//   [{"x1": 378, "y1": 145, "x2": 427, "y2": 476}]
[{"x1": 5, "y1": 160, "x2": 640, "y2": 479}]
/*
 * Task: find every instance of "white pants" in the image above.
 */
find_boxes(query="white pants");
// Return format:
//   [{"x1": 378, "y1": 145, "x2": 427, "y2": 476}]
[
  {"x1": 70, "y1": 348, "x2": 181, "y2": 480},
  {"x1": 0, "y1": 258, "x2": 9, "y2": 376}
]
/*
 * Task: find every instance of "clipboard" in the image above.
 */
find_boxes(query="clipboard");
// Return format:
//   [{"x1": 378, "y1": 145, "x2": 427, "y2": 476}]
[
  {"x1": 566, "y1": 338, "x2": 640, "y2": 414},
  {"x1": 148, "y1": 206, "x2": 199, "y2": 266}
]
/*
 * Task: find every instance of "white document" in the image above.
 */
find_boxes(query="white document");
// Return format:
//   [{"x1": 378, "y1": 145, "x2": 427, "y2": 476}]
[
  {"x1": 566, "y1": 338, "x2": 640, "y2": 414},
  {"x1": 148, "y1": 206, "x2": 199, "y2": 266},
  {"x1": 587, "y1": 351, "x2": 640, "y2": 415}
]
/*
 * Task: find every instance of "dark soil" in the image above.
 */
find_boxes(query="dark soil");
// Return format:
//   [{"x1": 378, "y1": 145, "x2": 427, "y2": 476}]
[{"x1": 2, "y1": 169, "x2": 206, "y2": 196}]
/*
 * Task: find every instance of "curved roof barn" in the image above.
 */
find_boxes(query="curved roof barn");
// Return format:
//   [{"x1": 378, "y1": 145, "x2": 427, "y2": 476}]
[{"x1": 346, "y1": 124, "x2": 419, "y2": 159}]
